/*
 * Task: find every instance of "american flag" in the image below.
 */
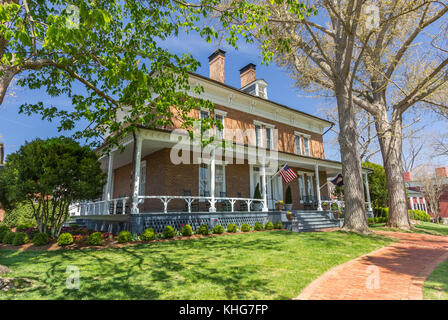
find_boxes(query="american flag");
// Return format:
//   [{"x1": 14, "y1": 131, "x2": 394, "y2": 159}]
[{"x1": 279, "y1": 164, "x2": 298, "y2": 184}]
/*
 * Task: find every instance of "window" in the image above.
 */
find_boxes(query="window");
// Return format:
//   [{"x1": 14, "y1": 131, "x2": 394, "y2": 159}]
[
  {"x1": 215, "y1": 113, "x2": 224, "y2": 140},
  {"x1": 298, "y1": 174, "x2": 306, "y2": 199},
  {"x1": 199, "y1": 163, "x2": 210, "y2": 196},
  {"x1": 306, "y1": 175, "x2": 314, "y2": 197},
  {"x1": 200, "y1": 110, "x2": 209, "y2": 119},
  {"x1": 215, "y1": 165, "x2": 226, "y2": 196},
  {"x1": 139, "y1": 161, "x2": 146, "y2": 198},
  {"x1": 199, "y1": 163, "x2": 226, "y2": 197},
  {"x1": 266, "y1": 127, "x2": 272, "y2": 149},
  {"x1": 303, "y1": 137, "x2": 310, "y2": 156},
  {"x1": 255, "y1": 125, "x2": 262, "y2": 147},
  {"x1": 295, "y1": 135, "x2": 302, "y2": 155}
]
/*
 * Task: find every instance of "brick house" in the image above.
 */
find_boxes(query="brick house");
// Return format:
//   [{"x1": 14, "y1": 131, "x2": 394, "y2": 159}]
[
  {"x1": 0, "y1": 142, "x2": 4, "y2": 221},
  {"x1": 403, "y1": 166, "x2": 448, "y2": 220},
  {"x1": 73, "y1": 50, "x2": 373, "y2": 233}
]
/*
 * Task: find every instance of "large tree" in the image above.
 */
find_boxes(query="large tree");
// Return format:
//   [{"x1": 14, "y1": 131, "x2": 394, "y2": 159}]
[
  {"x1": 0, "y1": 137, "x2": 105, "y2": 237},
  {"x1": 212, "y1": 0, "x2": 448, "y2": 230}
]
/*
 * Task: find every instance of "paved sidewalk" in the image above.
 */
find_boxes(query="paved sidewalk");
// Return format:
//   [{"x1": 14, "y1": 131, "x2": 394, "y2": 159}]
[{"x1": 295, "y1": 231, "x2": 448, "y2": 300}]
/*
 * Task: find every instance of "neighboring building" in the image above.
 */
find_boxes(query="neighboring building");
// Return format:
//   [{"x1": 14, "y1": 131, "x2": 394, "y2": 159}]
[
  {"x1": 73, "y1": 50, "x2": 373, "y2": 233},
  {"x1": 403, "y1": 166, "x2": 448, "y2": 219}
]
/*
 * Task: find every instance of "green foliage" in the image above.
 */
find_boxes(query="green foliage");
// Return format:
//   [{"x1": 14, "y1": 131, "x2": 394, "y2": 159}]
[
  {"x1": 181, "y1": 225, "x2": 193, "y2": 237},
  {"x1": 264, "y1": 222, "x2": 274, "y2": 230},
  {"x1": 367, "y1": 217, "x2": 375, "y2": 224},
  {"x1": 16, "y1": 222, "x2": 35, "y2": 232},
  {"x1": 12, "y1": 232, "x2": 29, "y2": 246},
  {"x1": 117, "y1": 231, "x2": 131, "y2": 243},
  {"x1": 253, "y1": 183, "x2": 262, "y2": 200},
  {"x1": 57, "y1": 233, "x2": 74, "y2": 246},
  {"x1": 274, "y1": 221, "x2": 283, "y2": 229},
  {"x1": 227, "y1": 223, "x2": 237, "y2": 233},
  {"x1": 162, "y1": 226, "x2": 175, "y2": 239},
  {"x1": 409, "y1": 210, "x2": 430, "y2": 222},
  {"x1": 3, "y1": 230, "x2": 15, "y2": 244},
  {"x1": 241, "y1": 223, "x2": 251, "y2": 232},
  {"x1": 140, "y1": 228, "x2": 155, "y2": 241},
  {"x1": 254, "y1": 222, "x2": 263, "y2": 231},
  {"x1": 213, "y1": 225, "x2": 224, "y2": 234},
  {"x1": 88, "y1": 232, "x2": 104, "y2": 246},
  {"x1": 373, "y1": 207, "x2": 389, "y2": 219},
  {"x1": 362, "y1": 162, "x2": 388, "y2": 208},
  {"x1": 32, "y1": 232, "x2": 49, "y2": 246},
  {"x1": 1, "y1": 202, "x2": 36, "y2": 228},
  {"x1": 197, "y1": 224, "x2": 209, "y2": 236},
  {"x1": 0, "y1": 225, "x2": 9, "y2": 236},
  {"x1": 285, "y1": 186, "x2": 292, "y2": 204},
  {"x1": 0, "y1": 137, "x2": 105, "y2": 238}
]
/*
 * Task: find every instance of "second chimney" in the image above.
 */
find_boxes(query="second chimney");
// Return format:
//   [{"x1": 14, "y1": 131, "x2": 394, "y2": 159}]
[
  {"x1": 435, "y1": 167, "x2": 448, "y2": 178},
  {"x1": 208, "y1": 49, "x2": 226, "y2": 83},
  {"x1": 239, "y1": 63, "x2": 256, "y2": 88}
]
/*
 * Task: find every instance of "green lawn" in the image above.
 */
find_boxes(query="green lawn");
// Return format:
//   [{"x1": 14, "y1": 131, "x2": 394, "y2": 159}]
[
  {"x1": 371, "y1": 222, "x2": 448, "y2": 236},
  {"x1": 423, "y1": 259, "x2": 448, "y2": 300},
  {"x1": 0, "y1": 230, "x2": 393, "y2": 300}
]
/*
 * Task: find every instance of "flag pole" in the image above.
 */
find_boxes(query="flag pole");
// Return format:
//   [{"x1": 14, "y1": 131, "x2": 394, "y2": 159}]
[{"x1": 269, "y1": 163, "x2": 287, "y2": 181}]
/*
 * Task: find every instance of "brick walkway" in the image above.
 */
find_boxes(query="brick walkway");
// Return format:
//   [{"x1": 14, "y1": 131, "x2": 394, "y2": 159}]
[{"x1": 295, "y1": 231, "x2": 448, "y2": 300}]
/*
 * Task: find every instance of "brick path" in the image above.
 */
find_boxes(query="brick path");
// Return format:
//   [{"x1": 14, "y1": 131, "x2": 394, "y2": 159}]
[{"x1": 295, "y1": 231, "x2": 448, "y2": 300}]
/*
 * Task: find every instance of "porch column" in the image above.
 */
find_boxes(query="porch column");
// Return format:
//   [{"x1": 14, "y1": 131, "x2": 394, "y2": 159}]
[
  {"x1": 209, "y1": 148, "x2": 216, "y2": 212},
  {"x1": 105, "y1": 151, "x2": 115, "y2": 201},
  {"x1": 261, "y1": 160, "x2": 269, "y2": 212},
  {"x1": 422, "y1": 197, "x2": 428, "y2": 213},
  {"x1": 315, "y1": 164, "x2": 322, "y2": 211},
  {"x1": 131, "y1": 134, "x2": 143, "y2": 215},
  {"x1": 409, "y1": 196, "x2": 414, "y2": 210},
  {"x1": 364, "y1": 172, "x2": 373, "y2": 211}
]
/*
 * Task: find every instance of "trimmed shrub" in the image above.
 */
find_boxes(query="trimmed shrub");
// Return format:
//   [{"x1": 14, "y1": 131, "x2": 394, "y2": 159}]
[
  {"x1": 57, "y1": 233, "x2": 74, "y2": 246},
  {"x1": 117, "y1": 230, "x2": 131, "y2": 243},
  {"x1": 88, "y1": 232, "x2": 104, "y2": 246},
  {"x1": 33, "y1": 232, "x2": 49, "y2": 246},
  {"x1": 274, "y1": 221, "x2": 283, "y2": 229},
  {"x1": 241, "y1": 223, "x2": 251, "y2": 232},
  {"x1": 409, "y1": 210, "x2": 430, "y2": 222},
  {"x1": 0, "y1": 225, "x2": 9, "y2": 234},
  {"x1": 140, "y1": 228, "x2": 155, "y2": 241},
  {"x1": 181, "y1": 225, "x2": 193, "y2": 237},
  {"x1": 12, "y1": 232, "x2": 29, "y2": 246},
  {"x1": 213, "y1": 225, "x2": 224, "y2": 234},
  {"x1": 4, "y1": 231, "x2": 16, "y2": 244},
  {"x1": 162, "y1": 226, "x2": 175, "y2": 239},
  {"x1": 264, "y1": 222, "x2": 274, "y2": 230},
  {"x1": 227, "y1": 223, "x2": 237, "y2": 233},
  {"x1": 373, "y1": 207, "x2": 389, "y2": 219},
  {"x1": 367, "y1": 217, "x2": 375, "y2": 224},
  {"x1": 197, "y1": 224, "x2": 209, "y2": 236},
  {"x1": 254, "y1": 222, "x2": 263, "y2": 231}
]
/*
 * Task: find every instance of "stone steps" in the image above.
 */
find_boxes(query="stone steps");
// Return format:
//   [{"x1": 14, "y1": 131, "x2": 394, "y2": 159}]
[{"x1": 286, "y1": 211, "x2": 340, "y2": 232}]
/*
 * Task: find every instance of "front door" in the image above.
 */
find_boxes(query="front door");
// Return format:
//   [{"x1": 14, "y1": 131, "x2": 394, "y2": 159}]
[{"x1": 251, "y1": 166, "x2": 283, "y2": 210}]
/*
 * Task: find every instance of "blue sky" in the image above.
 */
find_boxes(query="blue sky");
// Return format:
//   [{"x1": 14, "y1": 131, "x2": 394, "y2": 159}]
[{"x1": 0, "y1": 31, "x2": 446, "y2": 167}]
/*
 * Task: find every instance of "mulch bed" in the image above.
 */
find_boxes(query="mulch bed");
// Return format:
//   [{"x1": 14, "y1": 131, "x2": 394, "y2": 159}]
[{"x1": 0, "y1": 229, "x2": 283, "y2": 252}]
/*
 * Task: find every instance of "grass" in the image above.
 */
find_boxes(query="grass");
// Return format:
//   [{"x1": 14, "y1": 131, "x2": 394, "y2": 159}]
[
  {"x1": 423, "y1": 259, "x2": 448, "y2": 300},
  {"x1": 371, "y1": 221, "x2": 448, "y2": 236},
  {"x1": 0, "y1": 230, "x2": 393, "y2": 300}
]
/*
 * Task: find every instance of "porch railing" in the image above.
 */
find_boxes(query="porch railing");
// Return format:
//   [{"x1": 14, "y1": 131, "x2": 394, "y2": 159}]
[{"x1": 74, "y1": 195, "x2": 268, "y2": 216}]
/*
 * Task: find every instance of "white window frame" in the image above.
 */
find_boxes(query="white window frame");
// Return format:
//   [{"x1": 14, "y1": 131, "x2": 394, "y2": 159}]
[
  {"x1": 297, "y1": 173, "x2": 306, "y2": 203},
  {"x1": 294, "y1": 131, "x2": 311, "y2": 156},
  {"x1": 214, "y1": 110, "x2": 227, "y2": 140},
  {"x1": 138, "y1": 160, "x2": 147, "y2": 197},
  {"x1": 255, "y1": 124, "x2": 262, "y2": 147},
  {"x1": 199, "y1": 163, "x2": 210, "y2": 198},
  {"x1": 295, "y1": 135, "x2": 302, "y2": 155},
  {"x1": 306, "y1": 174, "x2": 314, "y2": 197}
]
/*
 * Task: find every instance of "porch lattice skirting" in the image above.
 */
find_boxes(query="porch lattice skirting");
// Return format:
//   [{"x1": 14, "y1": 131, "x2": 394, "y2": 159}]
[{"x1": 75, "y1": 211, "x2": 272, "y2": 234}]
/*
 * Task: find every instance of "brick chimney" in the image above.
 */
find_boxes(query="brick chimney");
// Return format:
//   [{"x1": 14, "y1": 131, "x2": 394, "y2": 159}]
[
  {"x1": 208, "y1": 49, "x2": 226, "y2": 83},
  {"x1": 403, "y1": 171, "x2": 412, "y2": 182},
  {"x1": 435, "y1": 167, "x2": 448, "y2": 178},
  {"x1": 239, "y1": 63, "x2": 256, "y2": 88}
]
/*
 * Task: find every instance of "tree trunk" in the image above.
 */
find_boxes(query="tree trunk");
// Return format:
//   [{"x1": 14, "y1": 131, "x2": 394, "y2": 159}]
[
  {"x1": 0, "y1": 67, "x2": 17, "y2": 105},
  {"x1": 336, "y1": 84, "x2": 370, "y2": 233},
  {"x1": 375, "y1": 109, "x2": 411, "y2": 230}
]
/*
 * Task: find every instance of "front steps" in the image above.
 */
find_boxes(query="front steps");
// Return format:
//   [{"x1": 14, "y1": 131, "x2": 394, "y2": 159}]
[{"x1": 283, "y1": 211, "x2": 340, "y2": 232}]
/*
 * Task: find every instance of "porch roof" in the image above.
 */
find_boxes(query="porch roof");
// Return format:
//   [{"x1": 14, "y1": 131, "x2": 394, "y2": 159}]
[{"x1": 97, "y1": 128, "x2": 373, "y2": 177}]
